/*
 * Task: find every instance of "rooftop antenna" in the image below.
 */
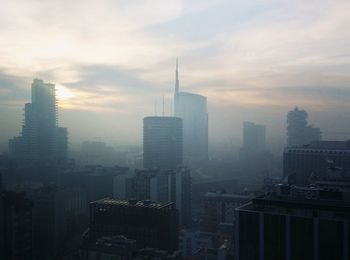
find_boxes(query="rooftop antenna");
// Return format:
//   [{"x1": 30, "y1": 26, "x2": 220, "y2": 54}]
[{"x1": 154, "y1": 99, "x2": 158, "y2": 116}]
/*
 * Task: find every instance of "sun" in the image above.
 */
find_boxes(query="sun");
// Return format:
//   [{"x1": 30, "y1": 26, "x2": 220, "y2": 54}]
[{"x1": 55, "y1": 84, "x2": 75, "y2": 101}]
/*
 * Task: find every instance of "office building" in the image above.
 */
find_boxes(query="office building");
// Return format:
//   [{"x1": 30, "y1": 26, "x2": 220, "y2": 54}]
[
  {"x1": 143, "y1": 116, "x2": 183, "y2": 169},
  {"x1": 242, "y1": 122, "x2": 266, "y2": 151},
  {"x1": 8, "y1": 79, "x2": 68, "y2": 165},
  {"x1": 174, "y1": 59, "x2": 208, "y2": 164},
  {"x1": 235, "y1": 183, "x2": 350, "y2": 260},
  {"x1": 287, "y1": 107, "x2": 322, "y2": 147},
  {"x1": 284, "y1": 140, "x2": 350, "y2": 186},
  {"x1": 202, "y1": 191, "x2": 252, "y2": 233},
  {"x1": 88, "y1": 198, "x2": 179, "y2": 252},
  {"x1": 239, "y1": 122, "x2": 269, "y2": 180},
  {"x1": 113, "y1": 167, "x2": 192, "y2": 227}
]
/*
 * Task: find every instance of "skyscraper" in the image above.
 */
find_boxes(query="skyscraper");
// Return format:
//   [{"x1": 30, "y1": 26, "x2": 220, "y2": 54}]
[
  {"x1": 143, "y1": 116, "x2": 183, "y2": 169},
  {"x1": 242, "y1": 122, "x2": 266, "y2": 151},
  {"x1": 287, "y1": 107, "x2": 322, "y2": 147},
  {"x1": 174, "y1": 59, "x2": 208, "y2": 164},
  {"x1": 8, "y1": 79, "x2": 68, "y2": 164}
]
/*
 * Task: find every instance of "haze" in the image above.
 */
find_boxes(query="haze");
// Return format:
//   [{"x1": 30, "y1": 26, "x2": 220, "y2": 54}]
[{"x1": 1, "y1": 0, "x2": 350, "y2": 153}]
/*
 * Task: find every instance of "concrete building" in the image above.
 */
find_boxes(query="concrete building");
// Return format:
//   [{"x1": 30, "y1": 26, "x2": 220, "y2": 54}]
[
  {"x1": 174, "y1": 59, "x2": 208, "y2": 164},
  {"x1": 287, "y1": 107, "x2": 322, "y2": 147},
  {"x1": 284, "y1": 140, "x2": 350, "y2": 186},
  {"x1": 8, "y1": 79, "x2": 68, "y2": 165},
  {"x1": 88, "y1": 198, "x2": 179, "y2": 252},
  {"x1": 143, "y1": 116, "x2": 183, "y2": 169},
  {"x1": 235, "y1": 183, "x2": 350, "y2": 260}
]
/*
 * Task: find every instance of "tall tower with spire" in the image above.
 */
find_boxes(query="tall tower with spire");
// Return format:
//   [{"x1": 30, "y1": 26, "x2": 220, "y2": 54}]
[
  {"x1": 174, "y1": 58, "x2": 179, "y2": 116},
  {"x1": 173, "y1": 59, "x2": 208, "y2": 165}
]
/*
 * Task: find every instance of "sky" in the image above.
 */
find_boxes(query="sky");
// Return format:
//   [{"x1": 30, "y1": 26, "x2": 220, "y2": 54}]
[{"x1": 0, "y1": 0, "x2": 350, "y2": 153}]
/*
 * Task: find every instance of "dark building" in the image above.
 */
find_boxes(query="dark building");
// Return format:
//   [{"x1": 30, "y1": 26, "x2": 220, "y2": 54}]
[
  {"x1": 287, "y1": 107, "x2": 321, "y2": 147},
  {"x1": 88, "y1": 198, "x2": 179, "y2": 252},
  {"x1": 2, "y1": 192, "x2": 33, "y2": 260},
  {"x1": 284, "y1": 140, "x2": 350, "y2": 186},
  {"x1": 174, "y1": 59, "x2": 208, "y2": 164},
  {"x1": 32, "y1": 185, "x2": 88, "y2": 259},
  {"x1": 114, "y1": 167, "x2": 192, "y2": 227},
  {"x1": 8, "y1": 79, "x2": 68, "y2": 165},
  {"x1": 143, "y1": 116, "x2": 183, "y2": 169},
  {"x1": 0, "y1": 173, "x2": 3, "y2": 260},
  {"x1": 235, "y1": 184, "x2": 350, "y2": 260},
  {"x1": 202, "y1": 191, "x2": 251, "y2": 234}
]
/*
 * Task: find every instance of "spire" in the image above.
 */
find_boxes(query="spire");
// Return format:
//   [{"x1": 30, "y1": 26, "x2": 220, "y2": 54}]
[{"x1": 175, "y1": 57, "x2": 179, "y2": 95}]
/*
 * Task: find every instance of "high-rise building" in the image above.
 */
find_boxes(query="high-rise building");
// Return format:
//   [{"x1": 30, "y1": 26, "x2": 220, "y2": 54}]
[
  {"x1": 284, "y1": 140, "x2": 350, "y2": 186},
  {"x1": 287, "y1": 107, "x2": 322, "y2": 147},
  {"x1": 174, "y1": 59, "x2": 208, "y2": 164},
  {"x1": 87, "y1": 198, "x2": 179, "y2": 252},
  {"x1": 8, "y1": 79, "x2": 68, "y2": 164},
  {"x1": 242, "y1": 122, "x2": 266, "y2": 151},
  {"x1": 143, "y1": 116, "x2": 183, "y2": 169},
  {"x1": 239, "y1": 122, "x2": 269, "y2": 179},
  {"x1": 235, "y1": 183, "x2": 350, "y2": 260}
]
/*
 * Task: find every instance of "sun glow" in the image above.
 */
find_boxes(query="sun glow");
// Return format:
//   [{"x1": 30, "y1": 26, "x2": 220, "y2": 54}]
[{"x1": 56, "y1": 84, "x2": 75, "y2": 100}]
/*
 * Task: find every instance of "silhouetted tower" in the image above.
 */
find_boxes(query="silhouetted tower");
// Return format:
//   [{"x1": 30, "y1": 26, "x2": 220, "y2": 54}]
[
  {"x1": 287, "y1": 107, "x2": 321, "y2": 147},
  {"x1": 173, "y1": 59, "x2": 208, "y2": 164},
  {"x1": 143, "y1": 116, "x2": 183, "y2": 169}
]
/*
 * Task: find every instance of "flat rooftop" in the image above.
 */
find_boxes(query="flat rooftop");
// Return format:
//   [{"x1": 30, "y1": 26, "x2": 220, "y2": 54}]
[{"x1": 91, "y1": 198, "x2": 174, "y2": 210}]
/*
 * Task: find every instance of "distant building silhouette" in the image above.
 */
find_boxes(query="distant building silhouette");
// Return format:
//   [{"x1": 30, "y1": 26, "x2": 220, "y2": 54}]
[
  {"x1": 287, "y1": 107, "x2": 321, "y2": 147},
  {"x1": 284, "y1": 140, "x2": 350, "y2": 186},
  {"x1": 242, "y1": 121, "x2": 266, "y2": 151},
  {"x1": 239, "y1": 121, "x2": 270, "y2": 179},
  {"x1": 174, "y1": 59, "x2": 208, "y2": 164},
  {"x1": 143, "y1": 116, "x2": 183, "y2": 169},
  {"x1": 8, "y1": 79, "x2": 68, "y2": 164}
]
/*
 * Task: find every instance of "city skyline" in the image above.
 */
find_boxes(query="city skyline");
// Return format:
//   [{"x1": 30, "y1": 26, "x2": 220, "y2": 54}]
[{"x1": 1, "y1": 0, "x2": 350, "y2": 152}]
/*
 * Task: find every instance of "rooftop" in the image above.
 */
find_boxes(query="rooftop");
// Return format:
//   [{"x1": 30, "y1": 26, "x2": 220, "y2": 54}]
[{"x1": 91, "y1": 198, "x2": 175, "y2": 210}]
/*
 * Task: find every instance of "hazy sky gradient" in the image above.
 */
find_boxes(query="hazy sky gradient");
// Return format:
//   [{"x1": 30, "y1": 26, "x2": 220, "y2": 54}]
[{"x1": 1, "y1": 0, "x2": 350, "y2": 153}]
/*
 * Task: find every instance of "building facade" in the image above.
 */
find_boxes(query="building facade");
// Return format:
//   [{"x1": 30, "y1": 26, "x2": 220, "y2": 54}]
[
  {"x1": 8, "y1": 79, "x2": 68, "y2": 165},
  {"x1": 174, "y1": 59, "x2": 208, "y2": 164},
  {"x1": 88, "y1": 198, "x2": 179, "y2": 252},
  {"x1": 284, "y1": 140, "x2": 350, "y2": 186},
  {"x1": 235, "y1": 184, "x2": 350, "y2": 260},
  {"x1": 143, "y1": 116, "x2": 183, "y2": 169}
]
